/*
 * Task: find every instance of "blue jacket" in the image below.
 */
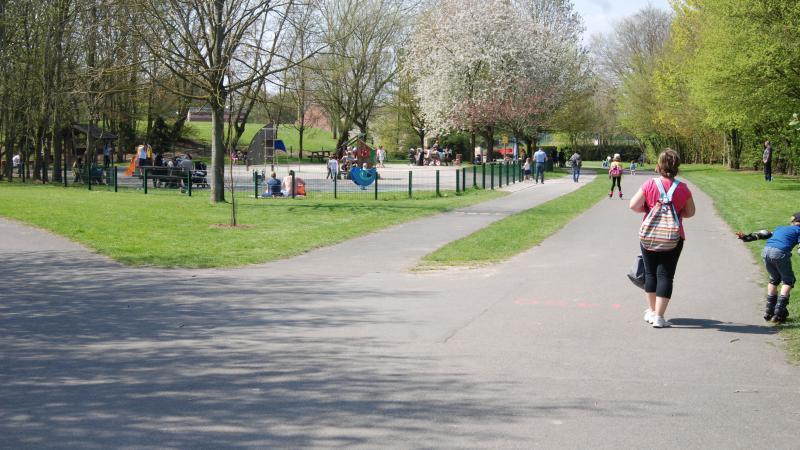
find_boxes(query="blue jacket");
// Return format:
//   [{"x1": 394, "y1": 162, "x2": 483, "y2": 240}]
[{"x1": 766, "y1": 225, "x2": 800, "y2": 253}]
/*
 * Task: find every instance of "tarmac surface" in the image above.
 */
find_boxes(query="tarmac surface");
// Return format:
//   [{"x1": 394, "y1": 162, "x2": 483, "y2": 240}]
[{"x1": 1, "y1": 171, "x2": 799, "y2": 449}]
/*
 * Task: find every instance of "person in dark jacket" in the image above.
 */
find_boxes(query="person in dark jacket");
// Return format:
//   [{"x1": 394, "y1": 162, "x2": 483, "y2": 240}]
[{"x1": 763, "y1": 141, "x2": 773, "y2": 182}]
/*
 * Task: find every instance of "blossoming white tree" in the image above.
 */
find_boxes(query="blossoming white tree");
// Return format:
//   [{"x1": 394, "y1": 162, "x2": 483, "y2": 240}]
[{"x1": 406, "y1": 0, "x2": 585, "y2": 157}]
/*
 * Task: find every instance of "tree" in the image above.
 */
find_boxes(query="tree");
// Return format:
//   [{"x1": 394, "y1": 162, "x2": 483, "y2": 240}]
[
  {"x1": 133, "y1": 0, "x2": 297, "y2": 203},
  {"x1": 312, "y1": 0, "x2": 407, "y2": 151},
  {"x1": 406, "y1": 0, "x2": 585, "y2": 158}
]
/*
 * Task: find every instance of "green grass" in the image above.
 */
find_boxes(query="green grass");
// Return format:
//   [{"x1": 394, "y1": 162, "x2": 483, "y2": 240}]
[
  {"x1": 419, "y1": 174, "x2": 607, "y2": 268},
  {"x1": 681, "y1": 165, "x2": 800, "y2": 361},
  {"x1": 0, "y1": 184, "x2": 504, "y2": 268},
  {"x1": 183, "y1": 122, "x2": 338, "y2": 153}
]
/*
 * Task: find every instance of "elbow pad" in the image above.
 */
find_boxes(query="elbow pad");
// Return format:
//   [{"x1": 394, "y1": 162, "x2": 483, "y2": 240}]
[{"x1": 756, "y1": 230, "x2": 773, "y2": 240}]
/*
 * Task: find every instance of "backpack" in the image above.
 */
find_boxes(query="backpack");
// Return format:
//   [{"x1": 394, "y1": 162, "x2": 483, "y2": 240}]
[
  {"x1": 610, "y1": 164, "x2": 622, "y2": 177},
  {"x1": 639, "y1": 178, "x2": 681, "y2": 251}
]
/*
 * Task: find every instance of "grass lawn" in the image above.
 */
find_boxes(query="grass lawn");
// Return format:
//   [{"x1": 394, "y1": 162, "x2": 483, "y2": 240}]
[
  {"x1": 0, "y1": 184, "x2": 504, "y2": 268},
  {"x1": 419, "y1": 174, "x2": 607, "y2": 268},
  {"x1": 681, "y1": 165, "x2": 800, "y2": 360},
  {"x1": 183, "y1": 122, "x2": 338, "y2": 153}
]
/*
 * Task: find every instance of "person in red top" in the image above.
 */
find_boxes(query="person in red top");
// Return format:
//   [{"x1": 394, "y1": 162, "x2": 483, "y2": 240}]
[{"x1": 629, "y1": 149, "x2": 697, "y2": 328}]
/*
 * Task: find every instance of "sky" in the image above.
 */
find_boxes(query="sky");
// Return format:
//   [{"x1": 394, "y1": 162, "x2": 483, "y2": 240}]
[{"x1": 573, "y1": 0, "x2": 672, "y2": 41}]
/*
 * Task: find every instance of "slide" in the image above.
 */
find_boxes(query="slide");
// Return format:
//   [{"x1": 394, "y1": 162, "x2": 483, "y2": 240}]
[{"x1": 124, "y1": 158, "x2": 138, "y2": 177}]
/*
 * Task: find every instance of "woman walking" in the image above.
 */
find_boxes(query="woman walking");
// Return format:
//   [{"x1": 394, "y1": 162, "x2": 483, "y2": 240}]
[{"x1": 629, "y1": 149, "x2": 696, "y2": 328}]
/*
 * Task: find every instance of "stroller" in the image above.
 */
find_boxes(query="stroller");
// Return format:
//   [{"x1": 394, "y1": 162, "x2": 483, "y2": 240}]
[{"x1": 192, "y1": 161, "x2": 209, "y2": 188}]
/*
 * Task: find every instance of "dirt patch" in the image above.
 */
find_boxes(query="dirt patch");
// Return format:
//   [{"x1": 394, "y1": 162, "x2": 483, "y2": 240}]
[{"x1": 209, "y1": 223, "x2": 253, "y2": 229}]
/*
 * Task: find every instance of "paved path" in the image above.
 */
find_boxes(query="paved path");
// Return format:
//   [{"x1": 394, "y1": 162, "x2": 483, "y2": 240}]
[{"x1": 1, "y1": 172, "x2": 799, "y2": 449}]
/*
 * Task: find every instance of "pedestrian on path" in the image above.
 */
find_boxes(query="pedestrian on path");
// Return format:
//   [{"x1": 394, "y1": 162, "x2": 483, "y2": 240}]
[
  {"x1": 628, "y1": 149, "x2": 696, "y2": 328},
  {"x1": 523, "y1": 157, "x2": 532, "y2": 181},
  {"x1": 569, "y1": 150, "x2": 582, "y2": 182},
  {"x1": 608, "y1": 153, "x2": 624, "y2": 198},
  {"x1": 533, "y1": 147, "x2": 547, "y2": 184},
  {"x1": 763, "y1": 141, "x2": 773, "y2": 182},
  {"x1": 736, "y1": 213, "x2": 800, "y2": 323}
]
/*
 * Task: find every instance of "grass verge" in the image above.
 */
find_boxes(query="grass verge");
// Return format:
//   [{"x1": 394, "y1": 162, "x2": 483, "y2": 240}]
[
  {"x1": 0, "y1": 184, "x2": 504, "y2": 268},
  {"x1": 418, "y1": 174, "x2": 607, "y2": 269},
  {"x1": 681, "y1": 165, "x2": 800, "y2": 361}
]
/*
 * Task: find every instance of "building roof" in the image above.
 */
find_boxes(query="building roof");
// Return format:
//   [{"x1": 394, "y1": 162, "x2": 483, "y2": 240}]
[{"x1": 73, "y1": 124, "x2": 118, "y2": 140}]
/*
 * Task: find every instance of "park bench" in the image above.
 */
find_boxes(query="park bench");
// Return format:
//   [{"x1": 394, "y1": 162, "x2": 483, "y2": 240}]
[
  {"x1": 139, "y1": 165, "x2": 208, "y2": 189},
  {"x1": 74, "y1": 166, "x2": 106, "y2": 185},
  {"x1": 306, "y1": 150, "x2": 331, "y2": 163}
]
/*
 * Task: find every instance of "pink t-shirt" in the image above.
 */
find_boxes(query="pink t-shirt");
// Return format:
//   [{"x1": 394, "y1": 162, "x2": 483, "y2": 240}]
[{"x1": 641, "y1": 177, "x2": 692, "y2": 239}]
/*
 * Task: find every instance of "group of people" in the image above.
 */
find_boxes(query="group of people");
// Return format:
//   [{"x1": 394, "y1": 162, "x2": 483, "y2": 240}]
[
  {"x1": 408, "y1": 144, "x2": 453, "y2": 166},
  {"x1": 261, "y1": 170, "x2": 306, "y2": 197},
  {"x1": 136, "y1": 144, "x2": 202, "y2": 173},
  {"x1": 629, "y1": 147, "x2": 799, "y2": 328},
  {"x1": 520, "y1": 147, "x2": 553, "y2": 184}
]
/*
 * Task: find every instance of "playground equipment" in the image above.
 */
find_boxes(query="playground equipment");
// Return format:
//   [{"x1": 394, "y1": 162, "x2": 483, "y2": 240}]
[{"x1": 246, "y1": 124, "x2": 287, "y2": 169}]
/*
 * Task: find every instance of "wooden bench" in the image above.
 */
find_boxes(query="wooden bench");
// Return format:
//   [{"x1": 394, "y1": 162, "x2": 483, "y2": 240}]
[
  {"x1": 140, "y1": 166, "x2": 185, "y2": 188},
  {"x1": 306, "y1": 151, "x2": 331, "y2": 163}
]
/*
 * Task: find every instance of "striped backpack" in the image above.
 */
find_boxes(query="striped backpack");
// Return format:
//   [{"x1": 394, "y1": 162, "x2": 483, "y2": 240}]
[{"x1": 639, "y1": 178, "x2": 681, "y2": 251}]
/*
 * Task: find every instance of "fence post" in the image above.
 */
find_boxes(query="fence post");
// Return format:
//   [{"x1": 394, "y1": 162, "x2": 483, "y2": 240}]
[
  {"x1": 473, "y1": 165, "x2": 476, "y2": 188},
  {"x1": 291, "y1": 172, "x2": 296, "y2": 199},
  {"x1": 114, "y1": 166, "x2": 118, "y2": 192},
  {"x1": 482, "y1": 164, "x2": 486, "y2": 189},
  {"x1": 143, "y1": 168, "x2": 148, "y2": 194},
  {"x1": 63, "y1": 153, "x2": 68, "y2": 187},
  {"x1": 374, "y1": 170, "x2": 378, "y2": 200},
  {"x1": 456, "y1": 168, "x2": 460, "y2": 194},
  {"x1": 499, "y1": 163, "x2": 503, "y2": 188},
  {"x1": 436, "y1": 170, "x2": 440, "y2": 197},
  {"x1": 408, "y1": 170, "x2": 412, "y2": 199},
  {"x1": 187, "y1": 171, "x2": 192, "y2": 197},
  {"x1": 253, "y1": 171, "x2": 258, "y2": 198},
  {"x1": 490, "y1": 164, "x2": 494, "y2": 190},
  {"x1": 462, "y1": 167, "x2": 466, "y2": 192},
  {"x1": 334, "y1": 173, "x2": 338, "y2": 199},
  {"x1": 506, "y1": 162, "x2": 509, "y2": 185}
]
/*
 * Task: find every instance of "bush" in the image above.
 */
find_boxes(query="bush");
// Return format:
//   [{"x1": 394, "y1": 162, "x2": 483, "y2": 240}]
[{"x1": 561, "y1": 145, "x2": 642, "y2": 162}]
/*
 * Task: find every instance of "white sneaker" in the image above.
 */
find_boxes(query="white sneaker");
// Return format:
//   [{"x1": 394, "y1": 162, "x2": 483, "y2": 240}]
[
  {"x1": 643, "y1": 309, "x2": 655, "y2": 324},
  {"x1": 652, "y1": 316, "x2": 672, "y2": 328}
]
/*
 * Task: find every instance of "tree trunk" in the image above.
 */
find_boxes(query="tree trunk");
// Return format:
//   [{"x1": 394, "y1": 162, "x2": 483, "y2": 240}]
[
  {"x1": 298, "y1": 125, "x2": 305, "y2": 158},
  {"x1": 4, "y1": 132, "x2": 13, "y2": 181},
  {"x1": 53, "y1": 128, "x2": 62, "y2": 182},
  {"x1": 211, "y1": 102, "x2": 226, "y2": 203},
  {"x1": 728, "y1": 129, "x2": 742, "y2": 170},
  {"x1": 484, "y1": 127, "x2": 494, "y2": 162}
]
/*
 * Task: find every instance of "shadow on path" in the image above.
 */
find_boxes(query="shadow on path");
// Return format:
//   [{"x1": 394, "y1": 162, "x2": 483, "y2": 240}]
[{"x1": 669, "y1": 318, "x2": 777, "y2": 335}]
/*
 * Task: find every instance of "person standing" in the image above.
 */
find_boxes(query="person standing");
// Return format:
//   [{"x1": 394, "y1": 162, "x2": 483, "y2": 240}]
[
  {"x1": 377, "y1": 146, "x2": 386, "y2": 168},
  {"x1": 102, "y1": 143, "x2": 112, "y2": 168},
  {"x1": 327, "y1": 155, "x2": 339, "y2": 180},
  {"x1": 763, "y1": 141, "x2": 773, "y2": 182},
  {"x1": 533, "y1": 147, "x2": 547, "y2": 184},
  {"x1": 569, "y1": 150, "x2": 582, "y2": 182},
  {"x1": 629, "y1": 149, "x2": 696, "y2": 328},
  {"x1": 523, "y1": 157, "x2": 532, "y2": 181},
  {"x1": 136, "y1": 143, "x2": 149, "y2": 173},
  {"x1": 608, "y1": 153, "x2": 624, "y2": 198}
]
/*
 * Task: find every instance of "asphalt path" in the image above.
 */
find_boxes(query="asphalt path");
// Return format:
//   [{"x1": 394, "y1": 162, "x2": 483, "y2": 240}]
[{"x1": 1, "y1": 171, "x2": 799, "y2": 449}]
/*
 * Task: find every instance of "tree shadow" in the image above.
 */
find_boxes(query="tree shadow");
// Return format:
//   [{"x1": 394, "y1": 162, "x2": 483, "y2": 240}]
[
  {"x1": 0, "y1": 249, "x2": 679, "y2": 448},
  {"x1": 669, "y1": 318, "x2": 778, "y2": 335}
]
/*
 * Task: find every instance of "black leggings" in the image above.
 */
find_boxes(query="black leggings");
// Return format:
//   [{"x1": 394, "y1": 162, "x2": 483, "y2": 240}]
[
  {"x1": 641, "y1": 240, "x2": 684, "y2": 298},
  {"x1": 610, "y1": 177, "x2": 621, "y2": 192}
]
